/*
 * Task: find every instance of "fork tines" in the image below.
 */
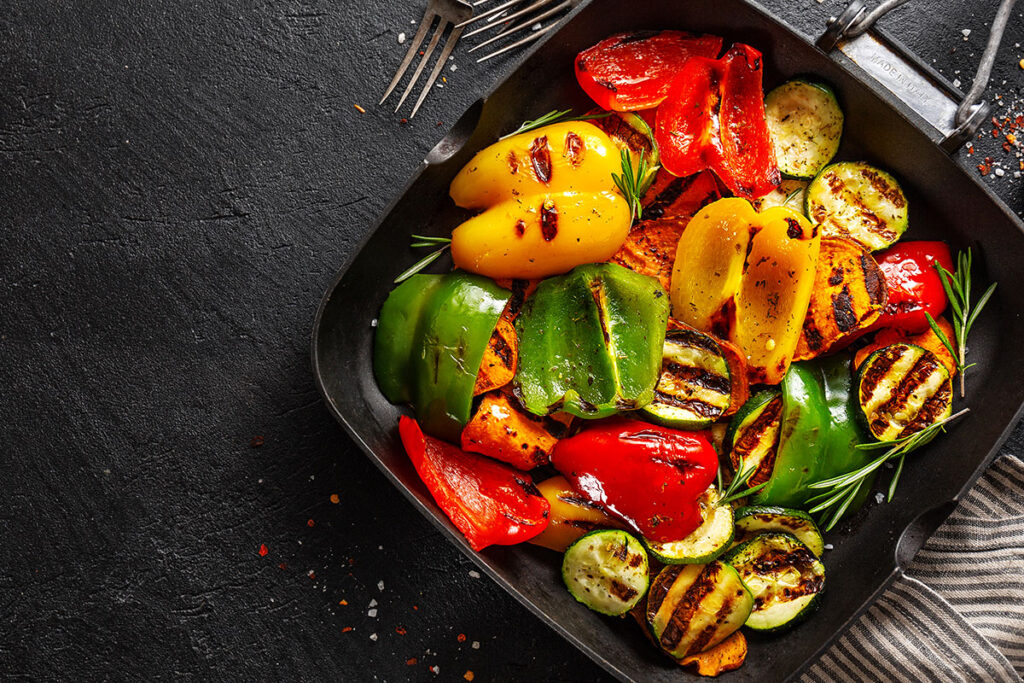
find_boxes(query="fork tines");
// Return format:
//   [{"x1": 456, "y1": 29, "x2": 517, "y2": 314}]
[
  {"x1": 457, "y1": 0, "x2": 578, "y2": 63},
  {"x1": 380, "y1": 0, "x2": 472, "y2": 118}
]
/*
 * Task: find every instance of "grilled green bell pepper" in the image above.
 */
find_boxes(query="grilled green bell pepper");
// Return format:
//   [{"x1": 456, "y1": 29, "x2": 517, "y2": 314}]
[
  {"x1": 755, "y1": 352, "x2": 873, "y2": 513},
  {"x1": 514, "y1": 263, "x2": 669, "y2": 419},
  {"x1": 373, "y1": 273, "x2": 510, "y2": 441}
]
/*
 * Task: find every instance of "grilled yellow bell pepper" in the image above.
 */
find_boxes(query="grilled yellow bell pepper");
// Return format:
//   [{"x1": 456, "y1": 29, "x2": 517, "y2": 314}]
[
  {"x1": 670, "y1": 197, "x2": 754, "y2": 336},
  {"x1": 670, "y1": 198, "x2": 820, "y2": 385},
  {"x1": 734, "y1": 207, "x2": 820, "y2": 384},
  {"x1": 450, "y1": 121, "x2": 621, "y2": 209},
  {"x1": 451, "y1": 191, "x2": 630, "y2": 280}
]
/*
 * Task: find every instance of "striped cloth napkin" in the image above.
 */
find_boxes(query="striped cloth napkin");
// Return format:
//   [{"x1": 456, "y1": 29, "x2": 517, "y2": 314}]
[{"x1": 803, "y1": 454, "x2": 1024, "y2": 682}]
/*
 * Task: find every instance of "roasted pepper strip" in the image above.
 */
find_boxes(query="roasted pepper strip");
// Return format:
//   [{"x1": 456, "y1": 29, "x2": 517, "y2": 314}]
[
  {"x1": 755, "y1": 353, "x2": 873, "y2": 513},
  {"x1": 529, "y1": 475, "x2": 622, "y2": 552},
  {"x1": 655, "y1": 44, "x2": 780, "y2": 199},
  {"x1": 551, "y1": 419, "x2": 718, "y2": 542},
  {"x1": 671, "y1": 199, "x2": 820, "y2": 384},
  {"x1": 733, "y1": 206, "x2": 820, "y2": 384},
  {"x1": 574, "y1": 31, "x2": 723, "y2": 111},
  {"x1": 399, "y1": 416, "x2": 549, "y2": 551},
  {"x1": 514, "y1": 263, "x2": 670, "y2": 419},
  {"x1": 374, "y1": 274, "x2": 510, "y2": 441}
]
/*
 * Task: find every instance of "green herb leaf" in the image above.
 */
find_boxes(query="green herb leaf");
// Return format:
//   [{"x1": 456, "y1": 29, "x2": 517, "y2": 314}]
[
  {"x1": 394, "y1": 234, "x2": 453, "y2": 283},
  {"x1": 611, "y1": 148, "x2": 659, "y2": 223}
]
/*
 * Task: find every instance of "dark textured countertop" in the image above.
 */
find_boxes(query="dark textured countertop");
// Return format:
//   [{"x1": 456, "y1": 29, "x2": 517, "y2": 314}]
[{"x1": 4, "y1": 1, "x2": 1023, "y2": 680}]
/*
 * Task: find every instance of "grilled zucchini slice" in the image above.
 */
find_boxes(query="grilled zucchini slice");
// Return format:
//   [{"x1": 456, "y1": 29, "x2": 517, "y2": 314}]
[
  {"x1": 724, "y1": 532, "x2": 825, "y2": 632},
  {"x1": 751, "y1": 178, "x2": 809, "y2": 214},
  {"x1": 765, "y1": 80, "x2": 843, "y2": 178},
  {"x1": 645, "y1": 487, "x2": 734, "y2": 565},
  {"x1": 642, "y1": 328, "x2": 732, "y2": 429},
  {"x1": 733, "y1": 506, "x2": 825, "y2": 557},
  {"x1": 806, "y1": 161, "x2": 908, "y2": 251},
  {"x1": 590, "y1": 110, "x2": 660, "y2": 167},
  {"x1": 646, "y1": 561, "x2": 753, "y2": 659},
  {"x1": 858, "y1": 342, "x2": 953, "y2": 441},
  {"x1": 562, "y1": 529, "x2": 649, "y2": 616},
  {"x1": 724, "y1": 390, "x2": 783, "y2": 487}
]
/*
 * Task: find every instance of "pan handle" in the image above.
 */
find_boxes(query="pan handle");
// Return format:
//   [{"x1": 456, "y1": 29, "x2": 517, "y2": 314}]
[{"x1": 816, "y1": 0, "x2": 1017, "y2": 153}]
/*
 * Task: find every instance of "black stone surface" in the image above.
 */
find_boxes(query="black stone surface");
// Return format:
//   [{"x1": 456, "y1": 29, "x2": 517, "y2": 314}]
[{"x1": 3, "y1": 1, "x2": 1022, "y2": 680}]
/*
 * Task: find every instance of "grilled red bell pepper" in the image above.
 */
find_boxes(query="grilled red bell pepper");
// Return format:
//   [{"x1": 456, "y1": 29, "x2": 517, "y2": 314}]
[
  {"x1": 550, "y1": 419, "x2": 718, "y2": 543},
  {"x1": 655, "y1": 44, "x2": 780, "y2": 199},
  {"x1": 574, "y1": 30, "x2": 723, "y2": 111},
  {"x1": 870, "y1": 241, "x2": 953, "y2": 334},
  {"x1": 399, "y1": 416, "x2": 549, "y2": 551}
]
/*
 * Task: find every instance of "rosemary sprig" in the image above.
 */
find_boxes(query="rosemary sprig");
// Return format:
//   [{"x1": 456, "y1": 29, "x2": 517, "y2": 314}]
[
  {"x1": 782, "y1": 187, "x2": 803, "y2": 207},
  {"x1": 805, "y1": 408, "x2": 969, "y2": 531},
  {"x1": 928, "y1": 248, "x2": 997, "y2": 398},
  {"x1": 717, "y1": 454, "x2": 769, "y2": 507},
  {"x1": 611, "y1": 148, "x2": 659, "y2": 223},
  {"x1": 499, "y1": 109, "x2": 614, "y2": 140},
  {"x1": 394, "y1": 234, "x2": 451, "y2": 284}
]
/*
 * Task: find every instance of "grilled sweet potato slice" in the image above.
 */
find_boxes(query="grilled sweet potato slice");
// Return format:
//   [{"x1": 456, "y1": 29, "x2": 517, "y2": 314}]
[
  {"x1": 795, "y1": 238, "x2": 888, "y2": 361},
  {"x1": 612, "y1": 217, "x2": 689, "y2": 292},
  {"x1": 473, "y1": 316, "x2": 518, "y2": 395},
  {"x1": 855, "y1": 315, "x2": 958, "y2": 376},
  {"x1": 461, "y1": 392, "x2": 568, "y2": 470},
  {"x1": 680, "y1": 631, "x2": 748, "y2": 677}
]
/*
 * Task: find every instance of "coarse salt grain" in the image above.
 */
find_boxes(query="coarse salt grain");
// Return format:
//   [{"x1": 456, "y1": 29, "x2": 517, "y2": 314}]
[
  {"x1": 824, "y1": 543, "x2": 834, "y2": 551},
  {"x1": 378, "y1": 580, "x2": 385, "y2": 591},
  {"x1": 962, "y1": 28, "x2": 971, "y2": 38},
  {"x1": 996, "y1": 167, "x2": 1006, "y2": 176},
  {"x1": 954, "y1": 78, "x2": 961, "y2": 88},
  {"x1": 368, "y1": 608, "x2": 378, "y2": 618},
  {"x1": 468, "y1": 570, "x2": 480, "y2": 579},
  {"x1": 369, "y1": 599, "x2": 377, "y2": 607},
  {"x1": 471, "y1": 641, "x2": 480, "y2": 649},
  {"x1": 431, "y1": 666, "x2": 440, "y2": 675},
  {"x1": 875, "y1": 492, "x2": 885, "y2": 504},
  {"x1": 370, "y1": 633, "x2": 378, "y2": 641},
  {"x1": 398, "y1": 32, "x2": 406, "y2": 44}
]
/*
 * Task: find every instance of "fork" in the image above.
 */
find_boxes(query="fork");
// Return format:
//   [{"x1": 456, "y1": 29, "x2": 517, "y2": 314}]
[
  {"x1": 380, "y1": 0, "x2": 474, "y2": 118},
  {"x1": 458, "y1": 0, "x2": 584, "y2": 63}
]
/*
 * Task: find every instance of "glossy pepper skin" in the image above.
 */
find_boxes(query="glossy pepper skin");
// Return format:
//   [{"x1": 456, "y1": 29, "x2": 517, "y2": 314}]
[
  {"x1": 449, "y1": 122, "x2": 621, "y2": 210},
  {"x1": 399, "y1": 416, "x2": 550, "y2": 551},
  {"x1": 448, "y1": 121, "x2": 633, "y2": 280},
  {"x1": 671, "y1": 198, "x2": 820, "y2": 385},
  {"x1": 551, "y1": 419, "x2": 718, "y2": 543},
  {"x1": 374, "y1": 274, "x2": 510, "y2": 441},
  {"x1": 574, "y1": 30, "x2": 723, "y2": 111},
  {"x1": 755, "y1": 353, "x2": 873, "y2": 513},
  {"x1": 514, "y1": 263, "x2": 670, "y2": 419},
  {"x1": 656, "y1": 44, "x2": 780, "y2": 199},
  {"x1": 451, "y1": 190, "x2": 630, "y2": 280},
  {"x1": 869, "y1": 241, "x2": 953, "y2": 334}
]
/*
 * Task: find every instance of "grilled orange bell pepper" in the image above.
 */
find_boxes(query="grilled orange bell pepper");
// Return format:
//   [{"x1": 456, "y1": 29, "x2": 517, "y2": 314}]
[{"x1": 671, "y1": 197, "x2": 820, "y2": 385}]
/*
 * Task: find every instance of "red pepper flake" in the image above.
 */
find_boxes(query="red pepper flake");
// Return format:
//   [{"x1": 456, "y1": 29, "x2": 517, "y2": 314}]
[
  {"x1": 457, "y1": 633, "x2": 467, "y2": 643},
  {"x1": 339, "y1": 599, "x2": 348, "y2": 606},
  {"x1": 1003, "y1": 142, "x2": 1013, "y2": 153},
  {"x1": 353, "y1": 104, "x2": 366, "y2": 114},
  {"x1": 978, "y1": 163, "x2": 991, "y2": 175},
  {"x1": 307, "y1": 519, "x2": 315, "y2": 528},
  {"x1": 400, "y1": 118, "x2": 408, "y2": 125},
  {"x1": 437, "y1": 121, "x2": 443, "y2": 127},
  {"x1": 250, "y1": 436, "x2": 265, "y2": 448},
  {"x1": 406, "y1": 658, "x2": 418, "y2": 666},
  {"x1": 464, "y1": 672, "x2": 475, "y2": 682},
  {"x1": 259, "y1": 544, "x2": 269, "y2": 557},
  {"x1": 278, "y1": 562, "x2": 287, "y2": 570},
  {"x1": 993, "y1": 116, "x2": 1002, "y2": 128},
  {"x1": 1007, "y1": 133, "x2": 1017, "y2": 145},
  {"x1": 395, "y1": 626, "x2": 407, "y2": 635},
  {"x1": 413, "y1": 605, "x2": 419, "y2": 611},
  {"x1": 993, "y1": 128, "x2": 1001, "y2": 138},
  {"x1": 308, "y1": 570, "x2": 316, "y2": 580},
  {"x1": 330, "y1": 494, "x2": 340, "y2": 504},
  {"x1": 342, "y1": 626, "x2": 353, "y2": 633}
]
